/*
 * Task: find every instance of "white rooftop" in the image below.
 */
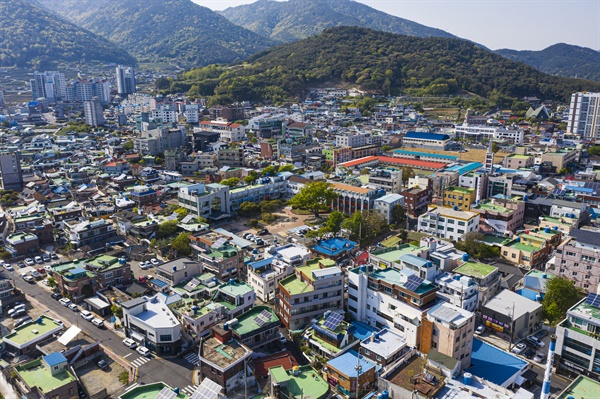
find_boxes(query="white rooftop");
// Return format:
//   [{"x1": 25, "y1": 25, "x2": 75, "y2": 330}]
[
  {"x1": 375, "y1": 193, "x2": 405, "y2": 204},
  {"x1": 428, "y1": 302, "x2": 473, "y2": 328},
  {"x1": 133, "y1": 294, "x2": 180, "y2": 328},
  {"x1": 360, "y1": 329, "x2": 406, "y2": 358},
  {"x1": 484, "y1": 289, "x2": 541, "y2": 319},
  {"x1": 275, "y1": 243, "x2": 310, "y2": 261}
]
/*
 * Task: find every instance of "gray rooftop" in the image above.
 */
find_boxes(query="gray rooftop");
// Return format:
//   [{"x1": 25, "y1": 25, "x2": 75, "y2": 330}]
[
  {"x1": 569, "y1": 229, "x2": 600, "y2": 246},
  {"x1": 483, "y1": 289, "x2": 541, "y2": 319}
]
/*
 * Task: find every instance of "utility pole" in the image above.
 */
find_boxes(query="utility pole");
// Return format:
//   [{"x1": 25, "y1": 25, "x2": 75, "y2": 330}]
[
  {"x1": 354, "y1": 353, "x2": 363, "y2": 399},
  {"x1": 507, "y1": 302, "x2": 515, "y2": 351}
]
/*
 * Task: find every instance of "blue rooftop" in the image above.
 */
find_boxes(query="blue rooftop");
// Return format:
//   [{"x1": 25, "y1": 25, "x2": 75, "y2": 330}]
[
  {"x1": 151, "y1": 279, "x2": 168, "y2": 288},
  {"x1": 466, "y1": 339, "x2": 527, "y2": 386},
  {"x1": 43, "y1": 352, "x2": 67, "y2": 367},
  {"x1": 248, "y1": 257, "x2": 274, "y2": 270},
  {"x1": 399, "y1": 254, "x2": 428, "y2": 267},
  {"x1": 393, "y1": 150, "x2": 458, "y2": 160},
  {"x1": 312, "y1": 238, "x2": 356, "y2": 257},
  {"x1": 68, "y1": 267, "x2": 86, "y2": 275},
  {"x1": 349, "y1": 321, "x2": 378, "y2": 341},
  {"x1": 405, "y1": 132, "x2": 450, "y2": 141},
  {"x1": 444, "y1": 162, "x2": 483, "y2": 175},
  {"x1": 327, "y1": 350, "x2": 377, "y2": 377}
]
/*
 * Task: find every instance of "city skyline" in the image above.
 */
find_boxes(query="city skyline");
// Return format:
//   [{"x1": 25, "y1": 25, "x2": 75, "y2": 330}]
[{"x1": 192, "y1": 0, "x2": 600, "y2": 52}]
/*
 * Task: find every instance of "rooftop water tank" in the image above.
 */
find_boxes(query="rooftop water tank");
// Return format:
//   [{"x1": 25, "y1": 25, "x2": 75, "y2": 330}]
[
  {"x1": 544, "y1": 227, "x2": 551, "y2": 233},
  {"x1": 453, "y1": 206, "x2": 458, "y2": 211},
  {"x1": 462, "y1": 253, "x2": 469, "y2": 262},
  {"x1": 463, "y1": 373, "x2": 473, "y2": 385},
  {"x1": 229, "y1": 278, "x2": 235, "y2": 285}
]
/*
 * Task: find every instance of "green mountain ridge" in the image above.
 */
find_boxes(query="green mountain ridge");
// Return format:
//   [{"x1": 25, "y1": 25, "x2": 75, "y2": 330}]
[
  {"x1": 163, "y1": 27, "x2": 600, "y2": 104},
  {"x1": 37, "y1": 0, "x2": 277, "y2": 67},
  {"x1": 0, "y1": 0, "x2": 135, "y2": 68},
  {"x1": 495, "y1": 43, "x2": 600, "y2": 82},
  {"x1": 220, "y1": 0, "x2": 460, "y2": 43}
]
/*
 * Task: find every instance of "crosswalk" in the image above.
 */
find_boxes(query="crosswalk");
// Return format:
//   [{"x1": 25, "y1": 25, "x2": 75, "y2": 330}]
[
  {"x1": 125, "y1": 383, "x2": 139, "y2": 391},
  {"x1": 181, "y1": 385, "x2": 199, "y2": 396},
  {"x1": 130, "y1": 356, "x2": 152, "y2": 368},
  {"x1": 184, "y1": 352, "x2": 199, "y2": 365}
]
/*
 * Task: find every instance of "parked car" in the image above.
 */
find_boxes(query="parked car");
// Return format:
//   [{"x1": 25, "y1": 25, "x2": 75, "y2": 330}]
[
  {"x1": 54, "y1": 319, "x2": 64, "y2": 327},
  {"x1": 14, "y1": 316, "x2": 33, "y2": 327},
  {"x1": 44, "y1": 265, "x2": 52, "y2": 272},
  {"x1": 17, "y1": 261, "x2": 25, "y2": 268},
  {"x1": 243, "y1": 232, "x2": 251, "y2": 239},
  {"x1": 25, "y1": 258, "x2": 35, "y2": 266},
  {"x1": 97, "y1": 359, "x2": 109, "y2": 370},
  {"x1": 136, "y1": 346, "x2": 150, "y2": 357},
  {"x1": 42, "y1": 254, "x2": 51, "y2": 262},
  {"x1": 34, "y1": 256, "x2": 43, "y2": 264},
  {"x1": 475, "y1": 325, "x2": 485, "y2": 335},
  {"x1": 150, "y1": 258, "x2": 160, "y2": 266},
  {"x1": 37, "y1": 268, "x2": 46, "y2": 275},
  {"x1": 68, "y1": 303, "x2": 79, "y2": 312},
  {"x1": 3, "y1": 263, "x2": 14, "y2": 271},
  {"x1": 81, "y1": 310, "x2": 94, "y2": 321},
  {"x1": 258, "y1": 228, "x2": 269, "y2": 236},
  {"x1": 533, "y1": 353, "x2": 546, "y2": 363},
  {"x1": 123, "y1": 338, "x2": 137, "y2": 349},
  {"x1": 511, "y1": 343, "x2": 527, "y2": 354},
  {"x1": 523, "y1": 347, "x2": 535, "y2": 359},
  {"x1": 59, "y1": 298, "x2": 72, "y2": 307},
  {"x1": 30, "y1": 270, "x2": 41, "y2": 279},
  {"x1": 527, "y1": 336, "x2": 545, "y2": 347},
  {"x1": 255, "y1": 238, "x2": 264, "y2": 246},
  {"x1": 23, "y1": 275, "x2": 35, "y2": 283},
  {"x1": 92, "y1": 318, "x2": 104, "y2": 328},
  {"x1": 8, "y1": 304, "x2": 26, "y2": 316},
  {"x1": 51, "y1": 292, "x2": 62, "y2": 300},
  {"x1": 11, "y1": 309, "x2": 27, "y2": 318},
  {"x1": 533, "y1": 330, "x2": 548, "y2": 340},
  {"x1": 50, "y1": 252, "x2": 58, "y2": 260},
  {"x1": 139, "y1": 261, "x2": 150, "y2": 270}
]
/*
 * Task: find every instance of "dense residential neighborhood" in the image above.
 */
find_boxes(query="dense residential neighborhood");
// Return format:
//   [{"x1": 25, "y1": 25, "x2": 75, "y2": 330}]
[{"x1": 0, "y1": 3, "x2": 599, "y2": 398}]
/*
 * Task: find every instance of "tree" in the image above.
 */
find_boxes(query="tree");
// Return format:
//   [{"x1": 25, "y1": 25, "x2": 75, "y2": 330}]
[
  {"x1": 220, "y1": 177, "x2": 240, "y2": 188},
  {"x1": 122, "y1": 140, "x2": 134, "y2": 151},
  {"x1": 262, "y1": 165, "x2": 278, "y2": 176},
  {"x1": 543, "y1": 277, "x2": 584, "y2": 326},
  {"x1": 171, "y1": 232, "x2": 192, "y2": 256},
  {"x1": 244, "y1": 171, "x2": 259, "y2": 185},
  {"x1": 491, "y1": 142, "x2": 501, "y2": 153},
  {"x1": 360, "y1": 168, "x2": 370, "y2": 175},
  {"x1": 289, "y1": 181, "x2": 337, "y2": 218},
  {"x1": 111, "y1": 304, "x2": 123, "y2": 318},
  {"x1": 174, "y1": 207, "x2": 189, "y2": 220},
  {"x1": 239, "y1": 201, "x2": 261, "y2": 215},
  {"x1": 47, "y1": 276, "x2": 57, "y2": 288},
  {"x1": 278, "y1": 164, "x2": 295, "y2": 173},
  {"x1": 391, "y1": 205, "x2": 407, "y2": 226},
  {"x1": 324, "y1": 211, "x2": 345, "y2": 235},
  {"x1": 589, "y1": 146, "x2": 600, "y2": 156},
  {"x1": 0, "y1": 249, "x2": 12, "y2": 260},
  {"x1": 157, "y1": 220, "x2": 179, "y2": 238},
  {"x1": 382, "y1": 145, "x2": 391, "y2": 152},
  {"x1": 402, "y1": 167, "x2": 415, "y2": 184}
]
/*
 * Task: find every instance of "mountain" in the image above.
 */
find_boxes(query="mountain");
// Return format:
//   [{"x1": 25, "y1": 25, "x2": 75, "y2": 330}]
[
  {"x1": 496, "y1": 43, "x2": 600, "y2": 82},
  {"x1": 0, "y1": 0, "x2": 135, "y2": 68},
  {"x1": 164, "y1": 27, "x2": 600, "y2": 104},
  {"x1": 220, "y1": 0, "x2": 460, "y2": 43},
  {"x1": 37, "y1": 0, "x2": 277, "y2": 66}
]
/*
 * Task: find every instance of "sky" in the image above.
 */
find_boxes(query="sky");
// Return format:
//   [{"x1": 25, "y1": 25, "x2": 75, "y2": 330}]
[{"x1": 192, "y1": 0, "x2": 600, "y2": 51}]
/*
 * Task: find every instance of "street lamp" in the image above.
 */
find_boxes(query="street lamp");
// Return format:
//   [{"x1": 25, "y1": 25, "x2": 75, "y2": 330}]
[{"x1": 506, "y1": 302, "x2": 515, "y2": 351}]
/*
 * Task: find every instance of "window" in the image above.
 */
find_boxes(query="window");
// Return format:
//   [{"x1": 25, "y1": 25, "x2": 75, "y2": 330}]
[
  {"x1": 159, "y1": 334, "x2": 172, "y2": 342},
  {"x1": 432, "y1": 342, "x2": 437, "y2": 348},
  {"x1": 104, "y1": 272, "x2": 113, "y2": 279}
]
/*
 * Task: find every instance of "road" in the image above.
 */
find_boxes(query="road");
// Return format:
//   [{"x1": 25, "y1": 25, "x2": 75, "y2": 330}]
[{"x1": 1, "y1": 267, "x2": 196, "y2": 396}]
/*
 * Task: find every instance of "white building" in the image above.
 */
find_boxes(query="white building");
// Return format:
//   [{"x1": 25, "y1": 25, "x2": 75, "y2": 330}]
[
  {"x1": 374, "y1": 193, "x2": 404, "y2": 223},
  {"x1": 246, "y1": 243, "x2": 311, "y2": 302},
  {"x1": 567, "y1": 92, "x2": 600, "y2": 141},
  {"x1": 152, "y1": 106, "x2": 178, "y2": 124},
  {"x1": 84, "y1": 96, "x2": 105, "y2": 127},
  {"x1": 454, "y1": 124, "x2": 524, "y2": 144},
  {"x1": 199, "y1": 120, "x2": 246, "y2": 142},
  {"x1": 418, "y1": 205, "x2": 480, "y2": 241},
  {"x1": 335, "y1": 132, "x2": 382, "y2": 148},
  {"x1": 178, "y1": 183, "x2": 231, "y2": 219},
  {"x1": 121, "y1": 295, "x2": 182, "y2": 356},
  {"x1": 116, "y1": 65, "x2": 136, "y2": 95},
  {"x1": 30, "y1": 71, "x2": 66, "y2": 102},
  {"x1": 434, "y1": 272, "x2": 479, "y2": 312},
  {"x1": 185, "y1": 104, "x2": 200, "y2": 123}
]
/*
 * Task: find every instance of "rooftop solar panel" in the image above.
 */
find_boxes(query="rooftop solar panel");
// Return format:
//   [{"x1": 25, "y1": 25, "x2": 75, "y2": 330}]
[
  {"x1": 190, "y1": 378, "x2": 222, "y2": 399},
  {"x1": 211, "y1": 237, "x2": 228, "y2": 250},
  {"x1": 403, "y1": 275, "x2": 424, "y2": 292},
  {"x1": 156, "y1": 387, "x2": 176, "y2": 399},
  {"x1": 323, "y1": 312, "x2": 343, "y2": 330},
  {"x1": 184, "y1": 278, "x2": 201, "y2": 292}
]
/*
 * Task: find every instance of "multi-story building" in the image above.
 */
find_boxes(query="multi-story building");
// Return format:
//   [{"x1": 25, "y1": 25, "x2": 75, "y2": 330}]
[
  {"x1": 374, "y1": 193, "x2": 404, "y2": 224},
  {"x1": 83, "y1": 96, "x2": 105, "y2": 126},
  {"x1": 402, "y1": 132, "x2": 451, "y2": 150},
  {"x1": 151, "y1": 105, "x2": 178, "y2": 124},
  {"x1": 129, "y1": 185, "x2": 157, "y2": 206},
  {"x1": 434, "y1": 272, "x2": 479, "y2": 312},
  {"x1": 198, "y1": 120, "x2": 245, "y2": 142},
  {"x1": 335, "y1": 131, "x2": 381, "y2": 148},
  {"x1": 420, "y1": 302, "x2": 475, "y2": 370},
  {"x1": 555, "y1": 294, "x2": 600, "y2": 378},
  {"x1": 471, "y1": 197, "x2": 525, "y2": 236},
  {"x1": 277, "y1": 258, "x2": 344, "y2": 331},
  {"x1": 177, "y1": 183, "x2": 231, "y2": 219},
  {"x1": 501, "y1": 233, "x2": 551, "y2": 268},
  {"x1": 116, "y1": 65, "x2": 136, "y2": 96},
  {"x1": 247, "y1": 243, "x2": 310, "y2": 302},
  {"x1": 155, "y1": 258, "x2": 204, "y2": 286},
  {"x1": 567, "y1": 92, "x2": 600, "y2": 141},
  {"x1": 368, "y1": 168, "x2": 403, "y2": 194},
  {"x1": 0, "y1": 152, "x2": 23, "y2": 190},
  {"x1": 402, "y1": 177, "x2": 433, "y2": 216},
  {"x1": 121, "y1": 295, "x2": 182, "y2": 356},
  {"x1": 481, "y1": 289, "x2": 542, "y2": 343},
  {"x1": 217, "y1": 146, "x2": 244, "y2": 167},
  {"x1": 63, "y1": 219, "x2": 119, "y2": 250},
  {"x1": 30, "y1": 70, "x2": 66, "y2": 102},
  {"x1": 549, "y1": 199, "x2": 590, "y2": 228},
  {"x1": 454, "y1": 259, "x2": 501, "y2": 309},
  {"x1": 12, "y1": 353, "x2": 78, "y2": 399},
  {"x1": 347, "y1": 264, "x2": 439, "y2": 347},
  {"x1": 326, "y1": 350, "x2": 377, "y2": 399},
  {"x1": 134, "y1": 128, "x2": 186, "y2": 155},
  {"x1": 227, "y1": 306, "x2": 281, "y2": 350},
  {"x1": 551, "y1": 229, "x2": 600, "y2": 293},
  {"x1": 418, "y1": 205, "x2": 480, "y2": 242},
  {"x1": 278, "y1": 136, "x2": 312, "y2": 163},
  {"x1": 443, "y1": 186, "x2": 476, "y2": 211},
  {"x1": 194, "y1": 238, "x2": 244, "y2": 281},
  {"x1": 504, "y1": 154, "x2": 534, "y2": 169},
  {"x1": 5, "y1": 232, "x2": 39, "y2": 256},
  {"x1": 454, "y1": 123, "x2": 524, "y2": 144},
  {"x1": 330, "y1": 182, "x2": 383, "y2": 214},
  {"x1": 284, "y1": 121, "x2": 314, "y2": 138},
  {"x1": 229, "y1": 177, "x2": 288, "y2": 210}
]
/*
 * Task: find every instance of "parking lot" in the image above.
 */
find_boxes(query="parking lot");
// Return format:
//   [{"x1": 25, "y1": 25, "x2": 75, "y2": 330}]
[{"x1": 76, "y1": 355, "x2": 129, "y2": 398}]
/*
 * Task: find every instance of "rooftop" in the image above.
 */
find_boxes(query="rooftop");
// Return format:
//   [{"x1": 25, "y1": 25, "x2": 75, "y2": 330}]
[
  {"x1": 556, "y1": 375, "x2": 600, "y2": 399},
  {"x1": 269, "y1": 365, "x2": 329, "y2": 399},
  {"x1": 312, "y1": 237, "x2": 356, "y2": 256},
  {"x1": 119, "y1": 382, "x2": 188, "y2": 399},
  {"x1": 2, "y1": 316, "x2": 63, "y2": 348},
  {"x1": 231, "y1": 306, "x2": 279, "y2": 336},
  {"x1": 16, "y1": 358, "x2": 76, "y2": 393},
  {"x1": 218, "y1": 281, "x2": 254, "y2": 298},
  {"x1": 484, "y1": 289, "x2": 542, "y2": 319},
  {"x1": 360, "y1": 328, "x2": 406, "y2": 358},
  {"x1": 385, "y1": 354, "x2": 445, "y2": 397},
  {"x1": 327, "y1": 350, "x2": 377, "y2": 378},
  {"x1": 201, "y1": 337, "x2": 250, "y2": 370},
  {"x1": 466, "y1": 339, "x2": 527, "y2": 387},
  {"x1": 454, "y1": 261, "x2": 497, "y2": 279},
  {"x1": 371, "y1": 244, "x2": 421, "y2": 263}
]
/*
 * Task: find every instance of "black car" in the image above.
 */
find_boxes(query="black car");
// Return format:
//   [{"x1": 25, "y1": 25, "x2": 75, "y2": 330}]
[
  {"x1": 533, "y1": 330, "x2": 548, "y2": 340},
  {"x1": 50, "y1": 253, "x2": 58, "y2": 260},
  {"x1": 97, "y1": 359, "x2": 109, "y2": 370},
  {"x1": 258, "y1": 228, "x2": 269, "y2": 236},
  {"x1": 17, "y1": 261, "x2": 25, "y2": 268},
  {"x1": 523, "y1": 338, "x2": 540, "y2": 348},
  {"x1": 523, "y1": 347, "x2": 535, "y2": 359},
  {"x1": 51, "y1": 292, "x2": 62, "y2": 300}
]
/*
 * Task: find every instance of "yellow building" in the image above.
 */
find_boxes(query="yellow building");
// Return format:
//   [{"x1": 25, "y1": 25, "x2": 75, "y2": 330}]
[{"x1": 443, "y1": 186, "x2": 477, "y2": 211}]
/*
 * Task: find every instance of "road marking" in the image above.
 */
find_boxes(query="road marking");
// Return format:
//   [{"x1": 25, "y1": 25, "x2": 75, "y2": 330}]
[
  {"x1": 181, "y1": 385, "x2": 199, "y2": 396},
  {"x1": 131, "y1": 356, "x2": 152, "y2": 367},
  {"x1": 125, "y1": 383, "x2": 139, "y2": 391},
  {"x1": 123, "y1": 353, "x2": 132, "y2": 358}
]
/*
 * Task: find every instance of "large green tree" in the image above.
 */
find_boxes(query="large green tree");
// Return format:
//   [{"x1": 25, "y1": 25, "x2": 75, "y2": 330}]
[
  {"x1": 289, "y1": 181, "x2": 337, "y2": 218},
  {"x1": 156, "y1": 220, "x2": 179, "y2": 238},
  {"x1": 171, "y1": 232, "x2": 192, "y2": 256},
  {"x1": 220, "y1": 177, "x2": 240, "y2": 188},
  {"x1": 324, "y1": 211, "x2": 345, "y2": 235},
  {"x1": 543, "y1": 277, "x2": 584, "y2": 326},
  {"x1": 244, "y1": 171, "x2": 260, "y2": 184}
]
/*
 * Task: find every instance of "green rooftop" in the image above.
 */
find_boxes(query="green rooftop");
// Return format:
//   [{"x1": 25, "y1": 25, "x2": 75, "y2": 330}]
[
  {"x1": 454, "y1": 261, "x2": 497, "y2": 279},
  {"x1": 16, "y1": 358, "x2": 76, "y2": 393},
  {"x1": 3, "y1": 316, "x2": 63, "y2": 346},
  {"x1": 232, "y1": 306, "x2": 279, "y2": 336},
  {"x1": 119, "y1": 382, "x2": 188, "y2": 399},
  {"x1": 445, "y1": 186, "x2": 475, "y2": 193},
  {"x1": 269, "y1": 366, "x2": 330, "y2": 399},
  {"x1": 507, "y1": 154, "x2": 530, "y2": 159},
  {"x1": 556, "y1": 376, "x2": 600, "y2": 399},
  {"x1": 473, "y1": 201, "x2": 510, "y2": 214},
  {"x1": 372, "y1": 244, "x2": 421, "y2": 263},
  {"x1": 279, "y1": 274, "x2": 313, "y2": 295},
  {"x1": 507, "y1": 241, "x2": 538, "y2": 253},
  {"x1": 219, "y1": 281, "x2": 253, "y2": 297}
]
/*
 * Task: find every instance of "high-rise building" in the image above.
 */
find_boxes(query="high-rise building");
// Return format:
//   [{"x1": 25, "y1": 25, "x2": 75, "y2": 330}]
[
  {"x1": 116, "y1": 65, "x2": 136, "y2": 96},
  {"x1": 30, "y1": 71, "x2": 66, "y2": 103},
  {"x1": 0, "y1": 89, "x2": 4, "y2": 106},
  {"x1": 567, "y1": 92, "x2": 600, "y2": 141},
  {"x1": 84, "y1": 97, "x2": 105, "y2": 127},
  {"x1": 68, "y1": 80, "x2": 111, "y2": 104},
  {"x1": 0, "y1": 152, "x2": 23, "y2": 190}
]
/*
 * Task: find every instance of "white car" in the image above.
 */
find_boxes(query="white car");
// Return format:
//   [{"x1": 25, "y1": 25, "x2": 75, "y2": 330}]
[
  {"x1": 92, "y1": 318, "x2": 104, "y2": 327},
  {"x1": 136, "y1": 346, "x2": 150, "y2": 357},
  {"x1": 3, "y1": 264, "x2": 14, "y2": 271},
  {"x1": 150, "y1": 258, "x2": 160, "y2": 266},
  {"x1": 34, "y1": 256, "x2": 43, "y2": 264},
  {"x1": 475, "y1": 325, "x2": 485, "y2": 335},
  {"x1": 59, "y1": 298, "x2": 72, "y2": 307},
  {"x1": 511, "y1": 343, "x2": 527, "y2": 355},
  {"x1": 25, "y1": 258, "x2": 35, "y2": 266},
  {"x1": 23, "y1": 275, "x2": 35, "y2": 283},
  {"x1": 68, "y1": 303, "x2": 79, "y2": 312},
  {"x1": 81, "y1": 310, "x2": 94, "y2": 321},
  {"x1": 123, "y1": 338, "x2": 137, "y2": 349},
  {"x1": 139, "y1": 261, "x2": 150, "y2": 270},
  {"x1": 44, "y1": 265, "x2": 52, "y2": 272}
]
